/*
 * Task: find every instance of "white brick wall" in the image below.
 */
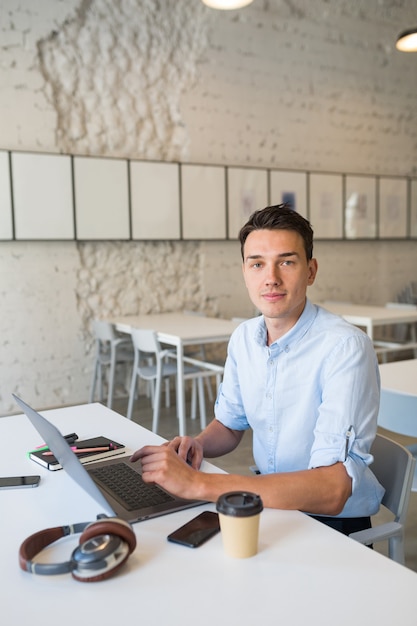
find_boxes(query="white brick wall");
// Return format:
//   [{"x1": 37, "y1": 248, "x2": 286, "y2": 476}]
[{"x1": 1, "y1": 0, "x2": 417, "y2": 414}]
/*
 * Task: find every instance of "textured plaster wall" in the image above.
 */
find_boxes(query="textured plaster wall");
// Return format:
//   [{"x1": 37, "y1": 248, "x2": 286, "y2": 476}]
[{"x1": 0, "y1": 0, "x2": 417, "y2": 415}]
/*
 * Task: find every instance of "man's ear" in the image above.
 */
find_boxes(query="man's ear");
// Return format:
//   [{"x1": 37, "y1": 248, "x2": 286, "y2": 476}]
[{"x1": 307, "y1": 258, "x2": 318, "y2": 285}]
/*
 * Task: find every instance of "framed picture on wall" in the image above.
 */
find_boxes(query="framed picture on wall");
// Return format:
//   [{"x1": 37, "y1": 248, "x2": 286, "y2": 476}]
[
  {"x1": 344, "y1": 175, "x2": 377, "y2": 239},
  {"x1": 227, "y1": 167, "x2": 268, "y2": 239},
  {"x1": 269, "y1": 170, "x2": 308, "y2": 218},
  {"x1": 410, "y1": 179, "x2": 417, "y2": 238},
  {"x1": 12, "y1": 151, "x2": 74, "y2": 240},
  {"x1": 0, "y1": 151, "x2": 13, "y2": 240},
  {"x1": 181, "y1": 164, "x2": 226, "y2": 239},
  {"x1": 378, "y1": 177, "x2": 408, "y2": 239},
  {"x1": 130, "y1": 160, "x2": 180, "y2": 240},
  {"x1": 309, "y1": 172, "x2": 343, "y2": 239},
  {"x1": 74, "y1": 156, "x2": 130, "y2": 240}
]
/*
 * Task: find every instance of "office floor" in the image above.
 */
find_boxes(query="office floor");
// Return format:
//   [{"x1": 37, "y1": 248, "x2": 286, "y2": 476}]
[{"x1": 111, "y1": 389, "x2": 417, "y2": 573}]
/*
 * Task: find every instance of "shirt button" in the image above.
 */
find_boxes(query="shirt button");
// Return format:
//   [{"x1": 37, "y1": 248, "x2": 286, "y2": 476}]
[{"x1": 284, "y1": 345, "x2": 290, "y2": 353}]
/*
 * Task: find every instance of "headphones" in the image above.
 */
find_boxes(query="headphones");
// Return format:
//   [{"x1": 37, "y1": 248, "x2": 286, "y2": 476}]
[{"x1": 19, "y1": 515, "x2": 137, "y2": 582}]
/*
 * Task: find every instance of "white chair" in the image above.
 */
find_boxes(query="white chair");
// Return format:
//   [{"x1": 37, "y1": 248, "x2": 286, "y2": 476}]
[
  {"x1": 349, "y1": 433, "x2": 415, "y2": 565},
  {"x1": 89, "y1": 320, "x2": 134, "y2": 409},
  {"x1": 378, "y1": 388, "x2": 417, "y2": 491},
  {"x1": 374, "y1": 303, "x2": 417, "y2": 362},
  {"x1": 126, "y1": 328, "x2": 224, "y2": 434}
]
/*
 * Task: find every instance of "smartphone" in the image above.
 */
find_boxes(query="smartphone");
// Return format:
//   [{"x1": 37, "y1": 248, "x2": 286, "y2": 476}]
[
  {"x1": 167, "y1": 511, "x2": 220, "y2": 548},
  {"x1": 0, "y1": 475, "x2": 41, "y2": 489}
]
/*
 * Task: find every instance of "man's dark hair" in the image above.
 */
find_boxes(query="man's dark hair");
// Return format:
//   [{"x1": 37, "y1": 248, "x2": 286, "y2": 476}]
[{"x1": 239, "y1": 204, "x2": 314, "y2": 261}]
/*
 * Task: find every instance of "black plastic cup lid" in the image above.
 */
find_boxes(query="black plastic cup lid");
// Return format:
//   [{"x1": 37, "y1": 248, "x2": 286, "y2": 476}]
[{"x1": 216, "y1": 491, "x2": 263, "y2": 517}]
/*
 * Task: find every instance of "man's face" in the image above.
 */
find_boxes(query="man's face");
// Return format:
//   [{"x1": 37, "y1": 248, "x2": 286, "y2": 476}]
[{"x1": 242, "y1": 228, "x2": 318, "y2": 331}]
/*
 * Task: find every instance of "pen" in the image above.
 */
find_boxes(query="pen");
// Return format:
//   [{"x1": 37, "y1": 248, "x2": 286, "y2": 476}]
[
  {"x1": 42, "y1": 445, "x2": 114, "y2": 456},
  {"x1": 34, "y1": 433, "x2": 79, "y2": 450},
  {"x1": 27, "y1": 434, "x2": 78, "y2": 456},
  {"x1": 344, "y1": 425, "x2": 353, "y2": 461}
]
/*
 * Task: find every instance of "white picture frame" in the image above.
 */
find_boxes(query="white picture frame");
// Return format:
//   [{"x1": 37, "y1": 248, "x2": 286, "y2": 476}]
[
  {"x1": 0, "y1": 151, "x2": 13, "y2": 240},
  {"x1": 130, "y1": 161, "x2": 180, "y2": 240},
  {"x1": 74, "y1": 156, "x2": 130, "y2": 240},
  {"x1": 227, "y1": 167, "x2": 268, "y2": 239},
  {"x1": 309, "y1": 173, "x2": 343, "y2": 239},
  {"x1": 344, "y1": 175, "x2": 377, "y2": 239},
  {"x1": 269, "y1": 169, "x2": 308, "y2": 218},
  {"x1": 409, "y1": 179, "x2": 417, "y2": 238},
  {"x1": 12, "y1": 152, "x2": 74, "y2": 240},
  {"x1": 181, "y1": 164, "x2": 226, "y2": 239},
  {"x1": 378, "y1": 177, "x2": 408, "y2": 239}
]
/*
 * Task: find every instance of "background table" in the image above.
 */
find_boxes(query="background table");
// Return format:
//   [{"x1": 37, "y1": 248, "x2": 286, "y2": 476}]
[
  {"x1": 379, "y1": 358, "x2": 417, "y2": 397},
  {"x1": 319, "y1": 301, "x2": 417, "y2": 339},
  {"x1": 109, "y1": 312, "x2": 238, "y2": 434},
  {"x1": 2, "y1": 402, "x2": 417, "y2": 626}
]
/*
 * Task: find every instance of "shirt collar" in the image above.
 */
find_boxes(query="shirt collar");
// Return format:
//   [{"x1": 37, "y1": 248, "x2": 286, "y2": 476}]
[{"x1": 255, "y1": 298, "x2": 318, "y2": 351}]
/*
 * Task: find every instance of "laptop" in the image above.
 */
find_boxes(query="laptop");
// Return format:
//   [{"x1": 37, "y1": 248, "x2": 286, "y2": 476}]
[{"x1": 13, "y1": 394, "x2": 205, "y2": 523}]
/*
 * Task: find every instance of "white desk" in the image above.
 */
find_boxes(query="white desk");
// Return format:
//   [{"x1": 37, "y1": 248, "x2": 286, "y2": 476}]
[
  {"x1": 109, "y1": 313, "x2": 238, "y2": 435},
  {"x1": 319, "y1": 301, "x2": 417, "y2": 340},
  {"x1": 379, "y1": 358, "x2": 417, "y2": 397},
  {"x1": 2, "y1": 403, "x2": 417, "y2": 626}
]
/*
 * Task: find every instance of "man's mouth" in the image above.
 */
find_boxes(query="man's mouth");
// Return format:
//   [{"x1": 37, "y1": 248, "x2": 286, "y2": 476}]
[{"x1": 262, "y1": 292, "x2": 286, "y2": 302}]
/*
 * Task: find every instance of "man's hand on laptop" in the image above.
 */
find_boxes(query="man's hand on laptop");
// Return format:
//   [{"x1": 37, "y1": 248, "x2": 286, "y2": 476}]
[
  {"x1": 165, "y1": 436, "x2": 204, "y2": 469},
  {"x1": 130, "y1": 444, "x2": 199, "y2": 499}
]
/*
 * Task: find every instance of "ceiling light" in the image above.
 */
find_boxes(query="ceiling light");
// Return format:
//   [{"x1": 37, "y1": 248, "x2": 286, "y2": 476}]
[
  {"x1": 396, "y1": 28, "x2": 417, "y2": 52},
  {"x1": 201, "y1": 0, "x2": 253, "y2": 9}
]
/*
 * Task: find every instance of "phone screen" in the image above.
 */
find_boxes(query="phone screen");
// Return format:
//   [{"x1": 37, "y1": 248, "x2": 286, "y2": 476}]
[
  {"x1": 167, "y1": 511, "x2": 220, "y2": 548},
  {"x1": 0, "y1": 475, "x2": 41, "y2": 489}
]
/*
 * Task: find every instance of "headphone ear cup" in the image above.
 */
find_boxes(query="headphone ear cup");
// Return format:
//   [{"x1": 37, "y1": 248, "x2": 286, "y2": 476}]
[
  {"x1": 72, "y1": 518, "x2": 137, "y2": 583},
  {"x1": 79, "y1": 518, "x2": 137, "y2": 553}
]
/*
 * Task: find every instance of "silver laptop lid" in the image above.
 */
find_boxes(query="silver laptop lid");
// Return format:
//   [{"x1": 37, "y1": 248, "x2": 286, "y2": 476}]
[{"x1": 13, "y1": 394, "x2": 115, "y2": 517}]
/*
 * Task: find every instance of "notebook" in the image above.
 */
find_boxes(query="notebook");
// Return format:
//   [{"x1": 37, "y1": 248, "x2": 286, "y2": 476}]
[
  {"x1": 29, "y1": 435, "x2": 126, "y2": 470},
  {"x1": 13, "y1": 395, "x2": 205, "y2": 523}
]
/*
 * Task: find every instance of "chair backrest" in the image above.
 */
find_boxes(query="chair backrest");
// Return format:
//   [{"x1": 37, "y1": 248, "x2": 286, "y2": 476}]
[
  {"x1": 130, "y1": 328, "x2": 160, "y2": 356},
  {"x1": 370, "y1": 433, "x2": 415, "y2": 525},
  {"x1": 378, "y1": 389, "x2": 417, "y2": 438},
  {"x1": 93, "y1": 319, "x2": 117, "y2": 343}
]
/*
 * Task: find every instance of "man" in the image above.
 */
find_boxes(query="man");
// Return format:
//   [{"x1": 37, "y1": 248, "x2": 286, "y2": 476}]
[{"x1": 131, "y1": 205, "x2": 384, "y2": 534}]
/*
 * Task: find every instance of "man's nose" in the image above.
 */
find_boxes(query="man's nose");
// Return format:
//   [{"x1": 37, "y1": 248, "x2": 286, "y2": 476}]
[{"x1": 265, "y1": 266, "x2": 281, "y2": 285}]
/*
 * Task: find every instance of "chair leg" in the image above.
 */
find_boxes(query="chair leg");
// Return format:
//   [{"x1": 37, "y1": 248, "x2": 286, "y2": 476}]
[
  {"x1": 89, "y1": 358, "x2": 99, "y2": 403},
  {"x1": 190, "y1": 380, "x2": 197, "y2": 420},
  {"x1": 388, "y1": 534, "x2": 405, "y2": 565},
  {"x1": 107, "y1": 345, "x2": 116, "y2": 409},
  {"x1": 152, "y1": 366, "x2": 163, "y2": 433},
  {"x1": 97, "y1": 361, "x2": 104, "y2": 401},
  {"x1": 126, "y1": 354, "x2": 140, "y2": 420},
  {"x1": 197, "y1": 377, "x2": 206, "y2": 429},
  {"x1": 205, "y1": 377, "x2": 214, "y2": 402}
]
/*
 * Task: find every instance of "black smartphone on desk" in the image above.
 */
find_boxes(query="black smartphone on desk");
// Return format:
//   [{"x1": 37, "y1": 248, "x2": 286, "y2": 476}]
[
  {"x1": 167, "y1": 511, "x2": 220, "y2": 548},
  {"x1": 0, "y1": 475, "x2": 40, "y2": 489}
]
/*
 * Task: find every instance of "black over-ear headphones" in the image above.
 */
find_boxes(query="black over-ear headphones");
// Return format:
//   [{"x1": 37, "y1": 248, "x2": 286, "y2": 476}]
[{"x1": 19, "y1": 516, "x2": 137, "y2": 582}]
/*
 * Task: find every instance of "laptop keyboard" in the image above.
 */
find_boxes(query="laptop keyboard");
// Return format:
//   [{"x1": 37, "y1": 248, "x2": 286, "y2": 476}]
[{"x1": 89, "y1": 462, "x2": 175, "y2": 511}]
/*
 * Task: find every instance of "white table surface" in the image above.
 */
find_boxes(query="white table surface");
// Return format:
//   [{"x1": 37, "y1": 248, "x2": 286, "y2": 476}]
[
  {"x1": 319, "y1": 301, "x2": 417, "y2": 339},
  {"x1": 2, "y1": 402, "x2": 417, "y2": 625},
  {"x1": 109, "y1": 312, "x2": 238, "y2": 435},
  {"x1": 379, "y1": 358, "x2": 417, "y2": 397}
]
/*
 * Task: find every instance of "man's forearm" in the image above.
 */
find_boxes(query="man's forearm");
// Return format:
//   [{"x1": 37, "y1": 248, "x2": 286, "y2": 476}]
[{"x1": 195, "y1": 419, "x2": 244, "y2": 458}]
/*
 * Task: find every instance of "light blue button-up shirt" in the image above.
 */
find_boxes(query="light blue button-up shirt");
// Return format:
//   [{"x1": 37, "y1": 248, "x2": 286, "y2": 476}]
[{"x1": 215, "y1": 299, "x2": 384, "y2": 517}]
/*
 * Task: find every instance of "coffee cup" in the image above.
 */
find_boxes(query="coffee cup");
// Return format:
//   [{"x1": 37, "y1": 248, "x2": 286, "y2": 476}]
[{"x1": 216, "y1": 491, "x2": 263, "y2": 558}]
